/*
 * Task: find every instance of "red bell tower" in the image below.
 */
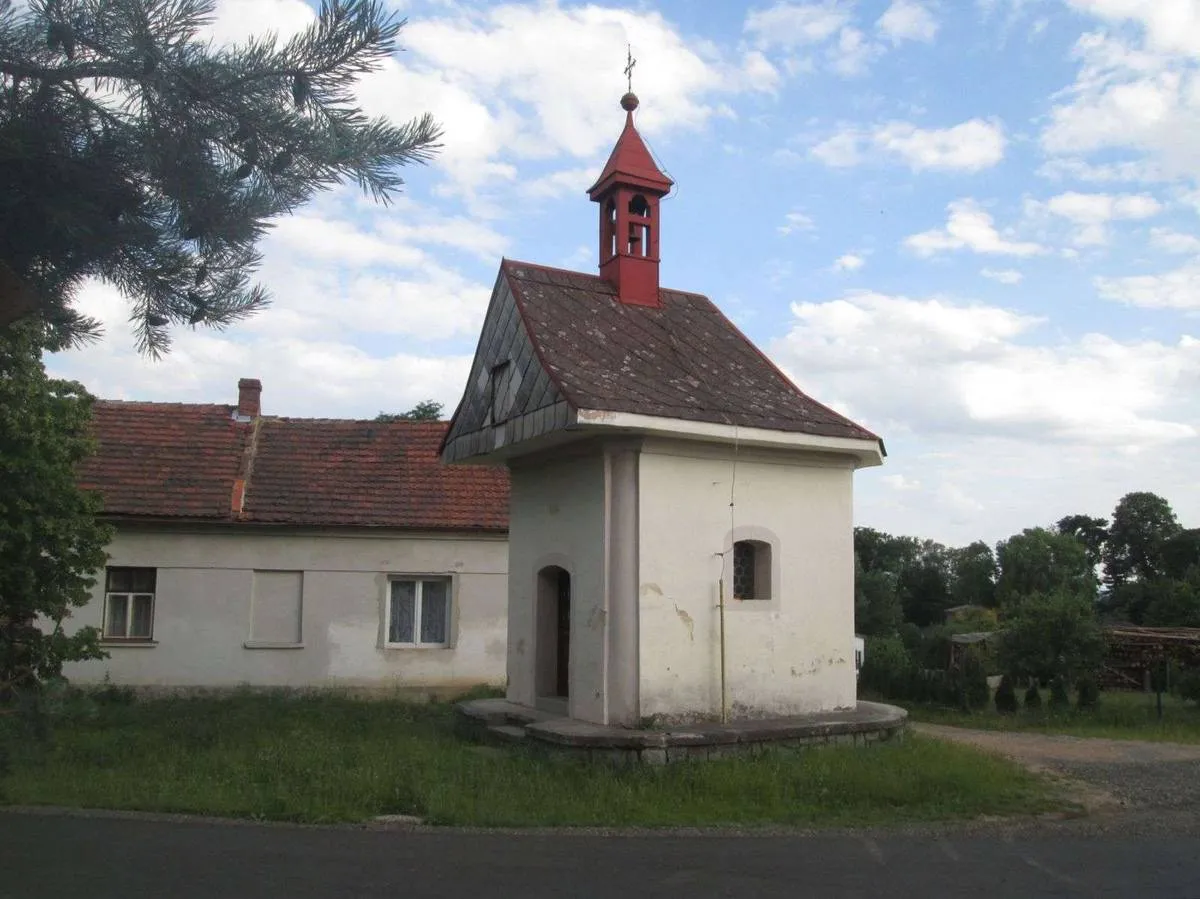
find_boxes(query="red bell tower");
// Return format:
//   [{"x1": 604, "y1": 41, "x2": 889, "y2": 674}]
[{"x1": 587, "y1": 91, "x2": 673, "y2": 307}]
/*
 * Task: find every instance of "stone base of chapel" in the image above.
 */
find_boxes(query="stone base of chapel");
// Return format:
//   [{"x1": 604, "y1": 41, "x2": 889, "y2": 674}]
[{"x1": 454, "y1": 697, "x2": 907, "y2": 765}]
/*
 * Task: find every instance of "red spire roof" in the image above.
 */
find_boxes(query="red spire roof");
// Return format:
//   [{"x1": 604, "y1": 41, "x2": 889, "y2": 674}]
[{"x1": 586, "y1": 94, "x2": 673, "y2": 198}]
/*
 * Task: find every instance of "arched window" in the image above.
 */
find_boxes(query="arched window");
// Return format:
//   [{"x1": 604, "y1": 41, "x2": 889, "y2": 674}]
[
  {"x1": 628, "y1": 194, "x2": 650, "y2": 217},
  {"x1": 733, "y1": 539, "x2": 772, "y2": 600}
]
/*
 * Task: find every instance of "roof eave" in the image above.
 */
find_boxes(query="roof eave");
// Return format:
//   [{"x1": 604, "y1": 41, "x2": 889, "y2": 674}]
[{"x1": 573, "y1": 409, "x2": 885, "y2": 468}]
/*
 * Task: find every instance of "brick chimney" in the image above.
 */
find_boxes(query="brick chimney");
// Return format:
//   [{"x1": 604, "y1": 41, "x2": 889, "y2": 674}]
[{"x1": 237, "y1": 378, "x2": 262, "y2": 419}]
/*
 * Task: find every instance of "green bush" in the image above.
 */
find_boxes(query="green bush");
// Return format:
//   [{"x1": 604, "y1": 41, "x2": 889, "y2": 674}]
[
  {"x1": 960, "y1": 651, "x2": 991, "y2": 710},
  {"x1": 859, "y1": 636, "x2": 917, "y2": 699},
  {"x1": 1049, "y1": 677, "x2": 1070, "y2": 710},
  {"x1": 1177, "y1": 669, "x2": 1200, "y2": 705},
  {"x1": 1076, "y1": 676, "x2": 1100, "y2": 709},
  {"x1": 1023, "y1": 683, "x2": 1042, "y2": 710},
  {"x1": 995, "y1": 676, "x2": 1018, "y2": 714}
]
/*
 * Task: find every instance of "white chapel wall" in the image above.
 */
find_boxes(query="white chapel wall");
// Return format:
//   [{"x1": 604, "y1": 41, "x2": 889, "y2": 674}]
[
  {"x1": 506, "y1": 450, "x2": 608, "y2": 722},
  {"x1": 637, "y1": 439, "x2": 858, "y2": 719},
  {"x1": 62, "y1": 528, "x2": 508, "y2": 692}
]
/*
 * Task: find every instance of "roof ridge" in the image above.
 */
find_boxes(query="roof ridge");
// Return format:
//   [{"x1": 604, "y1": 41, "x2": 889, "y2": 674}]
[
  {"x1": 501, "y1": 258, "x2": 708, "y2": 300},
  {"x1": 94, "y1": 399, "x2": 232, "y2": 409}
]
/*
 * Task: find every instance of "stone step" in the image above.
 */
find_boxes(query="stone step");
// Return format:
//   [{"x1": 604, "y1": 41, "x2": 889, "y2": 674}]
[{"x1": 487, "y1": 724, "x2": 528, "y2": 743}]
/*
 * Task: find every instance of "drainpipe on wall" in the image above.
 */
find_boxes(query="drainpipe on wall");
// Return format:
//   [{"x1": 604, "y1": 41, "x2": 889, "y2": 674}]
[{"x1": 718, "y1": 576, "x2": 728, "y2": 724}]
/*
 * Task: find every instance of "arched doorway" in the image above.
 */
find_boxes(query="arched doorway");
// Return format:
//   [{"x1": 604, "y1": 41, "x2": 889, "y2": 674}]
[{"x1": 536, "y1": 566, "x2": 570, "y2": 699}]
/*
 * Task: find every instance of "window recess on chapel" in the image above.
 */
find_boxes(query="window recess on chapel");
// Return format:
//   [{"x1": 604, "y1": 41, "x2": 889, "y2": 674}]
[{"x1": 733, "y1": 540, "x2": 772, "y2": 601}]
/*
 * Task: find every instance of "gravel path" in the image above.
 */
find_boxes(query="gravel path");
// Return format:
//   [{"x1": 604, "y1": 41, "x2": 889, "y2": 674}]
[{"x1": 913, "y1": 723, "x2": 1200, "y2": 812}]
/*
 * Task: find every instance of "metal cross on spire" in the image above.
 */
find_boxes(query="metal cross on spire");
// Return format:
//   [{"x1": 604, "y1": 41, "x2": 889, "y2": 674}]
[{"x1": 624, "y1": 44, "x2": 637, "y2": 93}]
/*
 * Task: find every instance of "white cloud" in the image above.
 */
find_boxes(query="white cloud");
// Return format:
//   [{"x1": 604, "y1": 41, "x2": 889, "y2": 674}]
[
  {"x1": 833, "y1": 253, "x2": 866, "y2": 271},
  {"x1": 1028, "y1": 191, "x2": 1163, "y2": 245},
  {"x1": 350, "y1": 3, "x2": 778, "y2": 201},
  {"x1": 829, "y1": 27, "x2": 882, "y2": 76},
  {"x1": 48, "y1": 285, "x2": 474, "y2": 419},
  {"x1": 906, "y1": 200, "x2": 1045, "y2": 257},
  {"x1": 774, "y1": 290, "x2": 1198, "y2": 447},
  {"x1": 811, "y1": 119, "x2": 1006, "y2": 172},
  {"x1": 775, "y1": 287, "x2": 1200, "y2": 544},
  {"x1": 811, "y1": 129, "x2": 864, "y2": 167},
  {"x1": 1038, "y1": 157, "x2": 1165, "y2": 183},
  {"x1": 744, "y1": 2, "x2": 851, "y2": 48},
  {"x1": 778, "y1": 211, "x2": 816, "y2": 235},
  {"x1": 1043, "y1": 191, "x2": 1162, "y2": 222},
  {"x1": 204, "y1": 0, "x2": 314, "y2": 46},
  {"x1": 1039, "y1": 25, "x2": 1200, "y2": 184},
  {"x1": 873, "y1": 119, "x2": 1006, "y2": 172},
  {"x1": 881, "y1": 473, "x2": 923, "y2": 491},
  {"x1": 982, "y1": 268, "x2": 1025, "y2": 284},
  {"x1": 1065, "y1": 0, "x2": 1200, "y2": 57},
  {"x1": 877, "y1": 0, "x2": 939, "y2": 43},
  {"x1": 1095, "y1": 264, "x2": 1200, "y2": 310},
  {"x1": 1151, "y1": 228, "x2": 1200, "y2": 254}
]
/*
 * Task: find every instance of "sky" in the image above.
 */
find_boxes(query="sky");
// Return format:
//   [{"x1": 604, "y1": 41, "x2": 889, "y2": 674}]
[{"x1": 44, "y1": 0, "x2": 1200, "y2": 548}]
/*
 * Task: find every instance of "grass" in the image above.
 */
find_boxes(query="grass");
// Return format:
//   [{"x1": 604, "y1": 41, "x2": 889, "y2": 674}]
[
  {"x1": 901, "y1": 689, "x2": 1200, "y2": 744},
  {"x1": 0, "y1": 691, "x2": 1060, "y2": 827}
]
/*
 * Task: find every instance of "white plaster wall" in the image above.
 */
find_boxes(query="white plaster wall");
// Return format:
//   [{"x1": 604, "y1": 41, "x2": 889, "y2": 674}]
[
  {"x1": 506, "y1": 451, "x2": 608, "y2": 722},
  {"x1": 61, "y1": 528, "x2": 508, "y2": 690},
  {"x1": 637, "y1": 440, "x2": 858, "y2": 719}
]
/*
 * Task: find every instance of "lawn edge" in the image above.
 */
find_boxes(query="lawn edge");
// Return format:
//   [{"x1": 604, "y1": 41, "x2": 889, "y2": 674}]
[{"x1": 1, "y1": 800, "x2": 1082, "y2": 838}]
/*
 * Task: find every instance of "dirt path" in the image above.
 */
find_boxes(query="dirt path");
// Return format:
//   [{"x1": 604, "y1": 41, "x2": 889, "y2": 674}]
[{"x1": 913, "y1": 723, "x2": 1200, "y2": 813}]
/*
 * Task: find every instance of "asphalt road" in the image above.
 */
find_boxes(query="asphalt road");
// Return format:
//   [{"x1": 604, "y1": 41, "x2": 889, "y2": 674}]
[{"x1": 3, "y1": 810, "x2": 1200, "y2": 899}]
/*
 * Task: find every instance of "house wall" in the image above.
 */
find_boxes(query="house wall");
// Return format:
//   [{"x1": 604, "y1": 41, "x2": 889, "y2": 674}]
[
  {"x1": 506, "y1": 451, "x2": 609, "y2": 722},
  {"x1": 637, "y1": 439, "x2": 858, "y2": 719},
  {"x1": 62, "y1": 527, "x2": 508, "y2": 691}
]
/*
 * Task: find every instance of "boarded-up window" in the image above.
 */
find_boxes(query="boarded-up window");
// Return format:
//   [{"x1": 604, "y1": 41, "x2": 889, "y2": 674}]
[{"x1": 250, "y1": 571, "x2": 303, "y2": 644}]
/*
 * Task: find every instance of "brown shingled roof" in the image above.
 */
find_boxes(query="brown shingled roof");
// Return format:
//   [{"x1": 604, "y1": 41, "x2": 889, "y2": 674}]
[
  {"x1": 80, "y1": 400, "x2": 509, "y2": 530},
  {"x1": 503, "y1": 260, "x2": 880, "y2": 443}
]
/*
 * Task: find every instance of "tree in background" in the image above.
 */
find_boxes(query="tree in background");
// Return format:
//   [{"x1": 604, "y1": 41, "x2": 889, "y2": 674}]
[
  {"x1": 997, "y1": 591, "x2": 1104, "y2": 687},
  {"x1": 1162, "y1": 529, "x2": 1200, "y2": 581},
  {"x1": 897, "y1": 540, "x2": 953, "y2": 627},
  {"x1": 0, "y1": 323, "x2": 111, "y2": 704},
  {"x1": 948, "y1": 540, "x2": 997, "y2": 608},
  {"x1": 1103, "y1": 492, "x2": 1181, "y2": 588},
  {"x1": 0, "y1": 0, "x2": 440, "y2": 353},
  {"x1": 853, "y1": 557, "x2": 902, "y2": 637},
  {"x1": 1056, "y1": 514, "x2": 1108, "y2": 570},
  {"x1": 995, "y1": 527, "x2": 1096, "y2": 606},
  {"x1": 853, "y1": 528, "x2": 927, "y2": 632},
  {"x1": 375, "y1": 399, "x2": 443, "y2": 422},
  {"x1": 1142, "y1": 570, "x2": 1200, "y2": 628}
]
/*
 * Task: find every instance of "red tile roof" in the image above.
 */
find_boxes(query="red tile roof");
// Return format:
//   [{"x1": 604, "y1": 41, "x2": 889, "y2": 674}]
[
  {"x1": 244, "y1": 419, "x2": 509, "y2": 530},
  {"x1": 79, "y1": 400, "x2": 509, "y2": 531},
  {"x1": 78, "y1": 402, "x2": 252, "y2": 521}
]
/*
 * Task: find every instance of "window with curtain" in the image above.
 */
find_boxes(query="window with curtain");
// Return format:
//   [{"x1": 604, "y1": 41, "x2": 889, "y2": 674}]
[
  {"x1": 103, "y1": 567, "x2": 157, "y2": 640},
  {"x1": 386, "y1": 577, "x2": 451, "y2": 647}
]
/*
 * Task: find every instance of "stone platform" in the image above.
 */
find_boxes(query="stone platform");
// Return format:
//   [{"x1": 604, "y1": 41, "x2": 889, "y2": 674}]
[{"x1": 455, "y1": 698, "x2": 907, "y2": 764}]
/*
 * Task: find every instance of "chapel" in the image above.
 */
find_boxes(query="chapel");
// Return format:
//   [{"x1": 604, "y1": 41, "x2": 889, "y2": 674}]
[{"x1": 441, "y1": 89, "x2": 884, "y2": 726}]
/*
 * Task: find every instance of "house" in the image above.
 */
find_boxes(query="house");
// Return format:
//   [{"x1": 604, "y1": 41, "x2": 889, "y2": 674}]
[
  {"x1": 64, "y1": 379, "x2": 510, "y2": 693},
  {"x1": 441, "y1": 90, "x2": 885, "y2": 726}
]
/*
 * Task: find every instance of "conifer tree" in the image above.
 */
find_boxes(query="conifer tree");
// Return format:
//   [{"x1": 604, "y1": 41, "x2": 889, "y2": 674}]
[{"x1": 0, "y1": 0, "x2": 440, "y2": 354}]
